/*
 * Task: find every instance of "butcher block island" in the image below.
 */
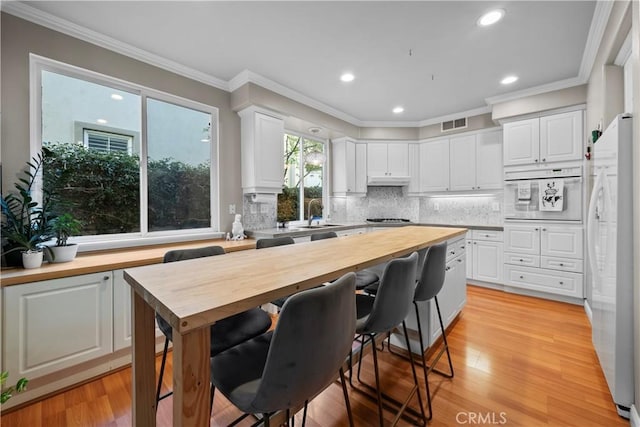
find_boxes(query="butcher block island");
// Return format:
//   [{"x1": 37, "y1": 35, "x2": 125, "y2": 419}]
[{"x1": 123, "y1": 225, "x2": 467, "y2": 426}]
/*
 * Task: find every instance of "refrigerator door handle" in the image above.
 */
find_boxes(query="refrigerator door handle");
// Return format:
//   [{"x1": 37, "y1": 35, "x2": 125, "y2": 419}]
[{"x1": 587, "y1": 169, "x2": 604, "y2": 293}]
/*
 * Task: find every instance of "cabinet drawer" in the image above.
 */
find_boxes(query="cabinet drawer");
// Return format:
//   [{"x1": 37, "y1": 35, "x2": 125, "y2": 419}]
[
  {"x1": 540, "y1": 256, "x2": 584, "y2": 273},
  {"x1": 472, "y1": 230, "x2": 503, "y2": 241},
  {"x1": 446, "y1": 238, "x2": 466, "y2": 261},
  {"x1": 504, "y1": 265, "x2": 583, "y2": 298},
  {"x1": 505, "y1": 252, "x2": 540, "y2": 267}
]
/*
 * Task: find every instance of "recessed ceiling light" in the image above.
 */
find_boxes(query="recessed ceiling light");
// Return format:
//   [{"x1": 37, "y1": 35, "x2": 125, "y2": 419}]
[
  {"x1": 500, "y1": 75, "x2": 518, "y2": 85},
  {"x1": 96, "y1": 118, "x2": 108, "y2": 124},
  {"x1": 393, "y1": 106, "x2": 404, "y2": 114},
  {"x1": 111, "y1": 93, "x2": 123, "y2": 101},
  {"x1": 478, "y1": 9, "x2": 505, "y2": 27},
  {"x1": 340, "y1": 73, "x2": 355, "y2": 82}
]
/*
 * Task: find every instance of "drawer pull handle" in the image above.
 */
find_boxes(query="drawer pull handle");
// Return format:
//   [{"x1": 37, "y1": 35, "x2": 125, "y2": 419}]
[
  {"x1": 450, "y1": 251, "x2": 455, "y2": 255},
  {"x1": 461, "y1": 245, "x2": 465, "y2": 249},
  {"x1": 103, "y1": 276, "x2": 110, "y2": 281},
  {"x1": 519, "y1": 258, "x2": 524, "y2": 262},
  {"x1": 519, "y1": 275, "x2": 524, "y2": 279},
  {"x1": 445, "y1": 266, "x2": 451, "y2": 272},
  {"x1": 542, "y1": 228, "x2": 547, "y2": 232},
  {"x1": 559, "y1": 281, "x2": 564, "y2": 285},
  {"x1": 458, "y1": 258, "x2": 463, "y2": 263},
  {"x1": 559, "y1": 263, "x2": 564, "y2": 266},
  {"x1": 534, "y1": 228, "x2": 539, "y2": 231},
  {"x1": 485, "y1": 234, "x2": 490, "y2": 237}
]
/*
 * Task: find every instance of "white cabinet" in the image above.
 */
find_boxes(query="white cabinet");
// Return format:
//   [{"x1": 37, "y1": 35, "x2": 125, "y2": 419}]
[
  {"x1": 239, "y1": 107, "x2": 285, "y2": 194},
  {"x1": 466, "y1": 230, "x2": 503, "y2": 285},
  {"x1": 366, "y1": 142, "x2": 409, "y2": 179},
  {"x1": 407, "y1": 143, "x2": 421, "y2": 195},
  {"x1": 449, "y1": 130, "x2": 503, "y2": 191},
  {"x1": 3, "y1": 273, "x2": 113, "y2": 380},
  {"x1": 332, "y1": 138, "x2": 367, "y2": 196},
  {"x1": 503, "y1": 110, "x2": 583, "y2": 166},
  {"x1": 504, "y1": 223, "x2": 584, "y2": 298},
  {"x1": 419, "y1": 139, "x2": 450, "y2": 192}
]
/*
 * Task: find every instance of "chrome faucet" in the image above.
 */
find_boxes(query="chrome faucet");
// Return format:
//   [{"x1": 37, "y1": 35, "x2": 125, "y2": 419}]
[{"x1": 307, "y1": 198, "x2": 323, "y2": 226}]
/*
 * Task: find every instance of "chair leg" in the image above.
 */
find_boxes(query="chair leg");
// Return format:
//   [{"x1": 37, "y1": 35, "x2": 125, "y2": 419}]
[
  {"x1": 263, "y1": 413, "x2": 270, "y2": 427},
  {"x1": 301, "y1": 401, "x2": 308, "y2": 427},
  {"x1": 339, "y1": 367, "x2": 355, "y2": 427},
  {"x1": 357, "y1": 333, "x2": 369, "y2": 383},
  {"x1": 396, "y1": 320, "x2": 426, "y2": 427},
  {"x1": 434, "y1": 296, "x2": 454, "y2": 378},
  {"x1": 413, "y1": 302, "x2": 433, "y2": 420},
  {"x1": 370, "y1": 333, "x2": 385, "y2": 427},
  {"x1": 155, "y1": 337, "x2": 170, "y2": 411},
  {"x1": 209, "y1": 383, "x2": 215, "y2": 415}
]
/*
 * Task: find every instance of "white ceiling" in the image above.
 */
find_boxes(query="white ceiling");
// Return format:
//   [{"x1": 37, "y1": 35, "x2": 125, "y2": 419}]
[{"x1": 13, "y1": 1, "x2": 599, "y2": 125}]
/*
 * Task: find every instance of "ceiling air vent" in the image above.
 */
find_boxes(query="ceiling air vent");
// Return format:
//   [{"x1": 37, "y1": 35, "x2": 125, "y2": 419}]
[{"x1": 441, "y1": 117, "x2": 467, "y2": 132}]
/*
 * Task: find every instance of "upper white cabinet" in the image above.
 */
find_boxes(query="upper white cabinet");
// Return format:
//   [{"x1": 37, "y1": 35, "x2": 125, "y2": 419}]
[
  {"x1": 449, "y1": 130, "x2": 503, "y2": 191},
  {"x1": 419, "y1": 138, "x2": 450, "y2": 192},
  {"x1": 3, "y1": 273, "x2": 113, "y2": 380},
  {"x1": 503, "y1": 110, "x2": 583, "y2": 166},
  {"x1": 366, "y1": 142, "x2": 409, "y2": 181},
  {"x1": 238, "y1": 107, "x2": 285, "y2": 194},
  {"x1": 332, "y1": 138, "x2": 367, "y2": 196}
]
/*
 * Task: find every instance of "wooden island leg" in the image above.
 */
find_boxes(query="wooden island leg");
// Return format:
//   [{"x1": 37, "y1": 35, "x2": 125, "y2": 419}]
[
  {"x1": 173, "y1": 326, "x2": 211, "y2": 427},
  {"x1": 132, "y1": 291, "x2": 157, "y2": 426}
]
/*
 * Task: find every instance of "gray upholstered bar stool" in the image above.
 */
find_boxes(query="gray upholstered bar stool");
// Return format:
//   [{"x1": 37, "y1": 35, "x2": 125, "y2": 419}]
[
  {"x1": 387, "y1": 241, "x2": 452, "y2": 420},
  {"x1": 309, "y1": 231, "x2": 380, "y2": 291},
  {"x1": 210, "y1": 272, "x2": 357, "y2": 427},
  {"x1": 351, "y1": 252, "x2": 426, "y2": 427},
  {"x1": 256, "y1": 237, "x2": 296, "y2": 308},
  {"x1": 155, "y1": 246, "x2": 272, "y2": 413}
]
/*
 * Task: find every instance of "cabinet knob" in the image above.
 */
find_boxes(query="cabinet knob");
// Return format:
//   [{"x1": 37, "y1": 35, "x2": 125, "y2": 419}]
[
  {"x1": 457, "y1": 258, "x2": 463, "y2": 263},
  {"x1": 445, "y1": 266, "x2": 451, "y2": 271},
  {"x1": 542, "y1": 228, "x2": 547, "y2": 231},
  {"x1": 103, "y1": 276, "x2": 110, "y2": 281},
  {"x1": 559, "y1": 263, "x2": 564, "y2": 266},
  {"x1": 461, "y1": 245, "x2": 465, "y2": 249},
  {"x1": 519, "y1": 258, "x2": 524, "y2": 262},
  {"x1": 485, "y1": 234, "x2": 490, "y2": 237},
  {"x1": 446, "y1": 187, "x2": 449, "y2": 191},
  {"x1": 542, "y1": 158, "x2": 546, "y2": 162},
  {"x1": 534, "y1": 228, "x2": 539, "y2": 231},
  {"x1": 473, "y1": 242, "x2": 477, "y2": 245},
  {"x1": 559, "y1": 281, "x2": 564, "y2": 285},
  {"x1": 519, "y1": 275, "x2": 524, "y2": 279},
  {"x1": 535, "y1": 159, "x2": 539, "y2": 162}
]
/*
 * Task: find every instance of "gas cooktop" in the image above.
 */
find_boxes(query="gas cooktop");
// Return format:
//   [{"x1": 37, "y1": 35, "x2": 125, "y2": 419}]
[{"x1": 366, "y1": 218, "x2": 412, "y2": 223}]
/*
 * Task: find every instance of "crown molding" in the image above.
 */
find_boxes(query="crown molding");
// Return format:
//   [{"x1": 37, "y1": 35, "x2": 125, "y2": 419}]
[
  {"x1": 485, "y1": 76, "x2": 585, "y2": 106},
  {"x1": 614, "y1": 29, "x2": 632, "y2": 66},
  {"x1": 578, "y1": 0, "x2": 614, "y2": 81},
  {"x1": 2, "y1": 1, "x2": 230, "y2": 91},
  {"x1": 228, "y1": 69, "x2": 365, "y2": 126},
  {"x1": 416, "y1": 106, "x2": 493, "y2": 127}
]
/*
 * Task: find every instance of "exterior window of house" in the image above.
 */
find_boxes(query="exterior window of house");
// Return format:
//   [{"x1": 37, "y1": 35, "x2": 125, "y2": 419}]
[
  {"x1": 278, "y1": 132, "x2": 326, "y2": 224},
  {"x1": 36, "y1": 59, "x2": 218, "y2": 243}
]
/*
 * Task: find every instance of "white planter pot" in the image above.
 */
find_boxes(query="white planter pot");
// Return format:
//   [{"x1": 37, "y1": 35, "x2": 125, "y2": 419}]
[
  {"x1": 22, "y1": 250, "x2": 44, "y2": 269},
  {"x1": 49, "y1": 244, "x2": 79, "y2": 263}
]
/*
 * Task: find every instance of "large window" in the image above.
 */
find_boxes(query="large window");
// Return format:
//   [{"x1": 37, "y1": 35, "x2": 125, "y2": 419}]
[
  {"x1": 278, "y1": 132, "x2": 326, "y2": 224},
  {"x1": 36, "y1": 57, "x2": 218, "y2": 242}
]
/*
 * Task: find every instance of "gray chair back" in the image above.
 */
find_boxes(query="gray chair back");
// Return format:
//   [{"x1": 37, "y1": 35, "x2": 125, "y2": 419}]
[
  {"x1": 310, "y1": 231, "x2": 338, "y2": 241},
  {"x1": 158, "y1": 246, "x2": 225, "y2": 338},
  {"x1": 413, "y1": 241, "x2": 448, "y2": 303},
  {"x1": 357, "y1": 252, "x2": 418, "y2": 334},
  {"x1": 256, "y1": 236, "x2": 295, "y2": 249},
  {"x1": 251, "y1": 272, "x2": 356, "y2": 412}
]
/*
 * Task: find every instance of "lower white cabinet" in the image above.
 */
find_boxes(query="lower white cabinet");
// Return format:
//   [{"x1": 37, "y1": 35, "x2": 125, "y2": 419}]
[
  {"x1": 429, "y1": 243, "x2": 466, "y2": 344},
  {"x1": 466, "y1": 230, "x2": 504, "y2": 285},
  {"x1": 3, "y1": 273, "x2": 113, "y2": 380}
]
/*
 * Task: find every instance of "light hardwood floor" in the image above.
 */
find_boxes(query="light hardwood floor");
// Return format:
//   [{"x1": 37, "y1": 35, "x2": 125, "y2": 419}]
[{"x1": 0, "y1": 286, "x2": 628, "y2": 426}]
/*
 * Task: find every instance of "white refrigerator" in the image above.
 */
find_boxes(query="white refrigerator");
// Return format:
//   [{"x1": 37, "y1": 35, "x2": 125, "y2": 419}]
[{"x1": 587, "y1": 114, "x2": 634, "y2": 418}]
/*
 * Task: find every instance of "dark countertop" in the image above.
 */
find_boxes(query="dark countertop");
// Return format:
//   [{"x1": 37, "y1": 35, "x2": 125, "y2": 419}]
[{"x1": 247, "y1": 222, "x2": 502, "y2": 239}]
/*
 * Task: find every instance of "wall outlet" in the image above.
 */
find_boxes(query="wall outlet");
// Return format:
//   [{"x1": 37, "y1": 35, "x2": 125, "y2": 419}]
[
  {"x1": 229, "y1": 204, "x2": 236, "y2": 215},
  {"x1": 260, "y1": 204, "x2": 269, "y2": 214},
  {"x1": 250, "y1": 204, "x2": 257, "y2": 214},
  {"x1": 433, "y1": 202, "x2": 439, "y2": 212},
  {"x1": 492, "y1": 202, "x2": 500, "y2": 212}
]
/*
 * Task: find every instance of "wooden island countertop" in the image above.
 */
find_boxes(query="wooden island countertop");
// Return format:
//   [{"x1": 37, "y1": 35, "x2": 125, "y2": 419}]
[
  {"x1": 124, "y1": 225, "x2": 466, "y2": 426},
  {"x1": 0, "y1": 239, "x2": 256, "y2": 287}
]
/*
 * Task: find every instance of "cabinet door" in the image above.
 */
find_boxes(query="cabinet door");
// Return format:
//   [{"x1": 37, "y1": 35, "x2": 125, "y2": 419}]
[
  {"x1": 504, "y1": 224, "x2": 540, "y2": 255},
  {"x1": 419, "y1": 139, "x2": 450, "y2": 192},
  {"x1": 113, "y1": 270, "x2": 132, "y2": 351},
  {"x1": 354, "y1": 143, "x2": 368, "y2": 193},
  {"x1": 465, "y1": 238, "x2": 474, "y2": 279},
  {"x1": 3, "y1": 273, "x2": 113, "y2": 380},
  {"x1": 331, "y1": 140, "x2": 349, "y2": 195},
  {"x1": 387, "y1": 143, "x2": 409, "y2": 176},
  {"x1": 476, "y1": 130, "x2": 503, "y2": 190},
  {"x1": 539, "y1": 111, "x2": 583, "y2": 163},
  {"x1": 366, "y1": 143, "x2": 388, "y2": 177},
  {"x1": 540, "y1": 225, "x2": 583, "y2": 259},
  {"x1": 473, "y1": 241, "x2": 504, "y2": 284},
  {"x1": 407, "y1": 143, "x2": 421, "y2": 195},
  {"x1": 255, "y1": 113, "x2": 285, "y2": 189},
  {"x1": 449, "y1": 134, "x2": 476, "y2": 191},
  {"x1": 503, "y1": 118, "x2": 539, "y2": 166}
]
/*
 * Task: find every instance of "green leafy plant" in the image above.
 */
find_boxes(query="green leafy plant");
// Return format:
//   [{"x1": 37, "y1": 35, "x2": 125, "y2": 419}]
[
  {"x1": 50, "y1": 213, "x2": 82, "y2": 246},
  {"x1": 1, "y1": 151, "x2": 54, "y2": 256},
  {"x1": 0, "y1": 371, "x2": 28, "y2": 404}
]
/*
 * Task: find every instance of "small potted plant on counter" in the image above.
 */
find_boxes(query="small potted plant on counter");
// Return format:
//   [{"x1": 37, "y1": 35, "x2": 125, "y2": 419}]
[
  {"x1": 1, "y1": 152, "x2": 54, "y2": 269},
  {"x1": 48, "y1": 213, "x2": 82, "y2": 263}
]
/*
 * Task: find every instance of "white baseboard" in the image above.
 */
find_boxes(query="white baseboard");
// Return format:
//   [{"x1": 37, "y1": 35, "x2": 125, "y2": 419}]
[
  {"x1": 631, "y1": 404, "x2": 639, "y2": 427},
  {"x1": 584, "y1": 299, "x2": 593, "y2": 324}
]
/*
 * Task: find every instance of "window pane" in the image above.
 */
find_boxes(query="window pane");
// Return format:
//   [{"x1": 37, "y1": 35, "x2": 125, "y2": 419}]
[
  {"x1": 278, "y1": 134, "x2": 302, "y2": 223},
  {"x1": 303, "y1": 138, "x2": 324, "y2": 221},
  {"x1": 146, "y1": 98, "x2": 211, "y2": 232},
  {"x1": 41, "y1": 70, "x2": 141, "y2": 235}
]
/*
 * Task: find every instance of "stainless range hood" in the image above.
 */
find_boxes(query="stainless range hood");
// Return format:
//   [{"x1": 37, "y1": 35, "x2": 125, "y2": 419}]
[{"x1": 367, "y1": 175, "x2": 411, "y2": 186}]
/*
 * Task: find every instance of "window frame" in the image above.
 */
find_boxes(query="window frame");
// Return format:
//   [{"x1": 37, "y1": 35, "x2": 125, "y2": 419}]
[
  {"x1": 30, "y1": 54, "x2": 221, "y2": 251},
  {"x1": 282, "y1": 130, "x2": 329, "y2": 226},
  {"x1": 83, "y1": 129, "x2": 134, "y2": 154}
]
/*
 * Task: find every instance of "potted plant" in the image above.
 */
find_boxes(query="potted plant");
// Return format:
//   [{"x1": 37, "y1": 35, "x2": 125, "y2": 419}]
[
  {"x1": 1, "y1": 152, "x2": 54, "y2": 269},
  {"x1": 0, "y1": 371, "x2": 28, "y2": 404},
  {"x1": 48, "y1": 213, "x2": 82, "y2": 262}
]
